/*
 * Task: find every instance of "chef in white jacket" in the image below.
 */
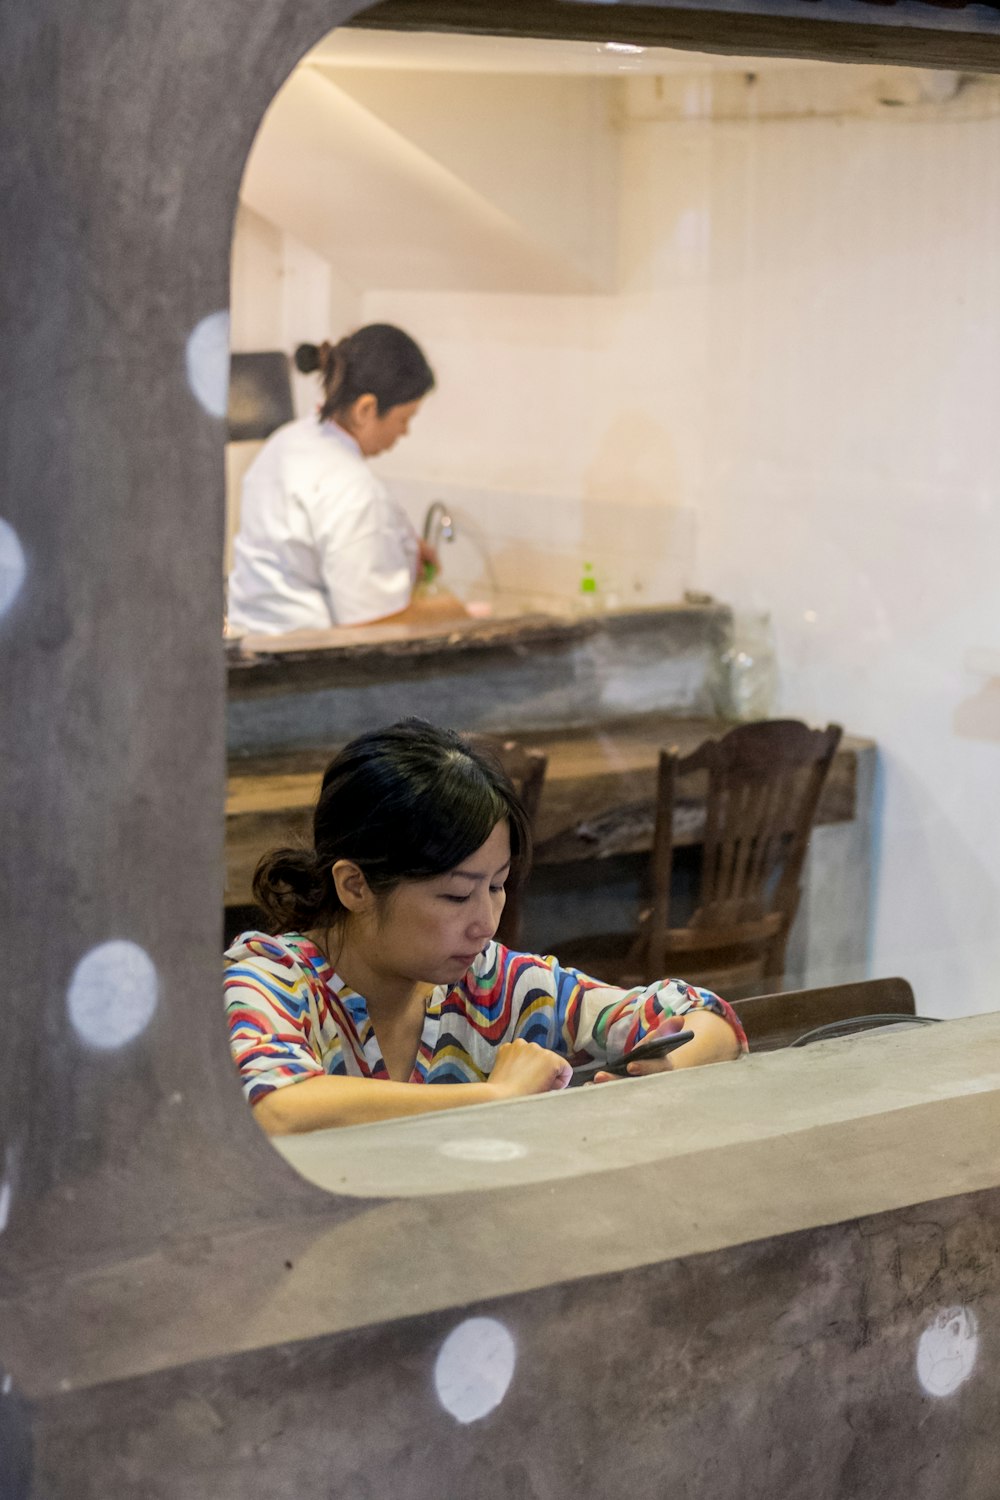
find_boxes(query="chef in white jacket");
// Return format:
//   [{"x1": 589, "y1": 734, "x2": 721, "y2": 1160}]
[{"x1": 228, "y1": 324, "x2": 465, "y2": 635}]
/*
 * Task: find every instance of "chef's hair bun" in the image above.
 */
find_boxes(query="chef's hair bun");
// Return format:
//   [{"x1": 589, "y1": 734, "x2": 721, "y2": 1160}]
[
  {"x1": 294, "y1": 342, "x2": 321, "y2": 375},
  {"x1": 296, "y1": 326, "x2": 435, "y2": 419}
]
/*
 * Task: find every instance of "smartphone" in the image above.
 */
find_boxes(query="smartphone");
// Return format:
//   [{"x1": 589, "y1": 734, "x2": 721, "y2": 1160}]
[{"x1": 569, "y1": 1028, "x2": 695, "y2": 1085}]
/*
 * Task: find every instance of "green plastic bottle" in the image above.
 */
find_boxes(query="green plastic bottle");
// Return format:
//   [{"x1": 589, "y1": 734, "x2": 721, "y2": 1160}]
[{"x1": 579, "y1": 562, "x2": 598, "y2": 613}]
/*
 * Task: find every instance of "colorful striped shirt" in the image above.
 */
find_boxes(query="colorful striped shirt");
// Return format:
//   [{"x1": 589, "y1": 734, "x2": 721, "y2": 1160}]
[{"x1": 224, "y1": 931, "x2": 748, "y2": 1106}]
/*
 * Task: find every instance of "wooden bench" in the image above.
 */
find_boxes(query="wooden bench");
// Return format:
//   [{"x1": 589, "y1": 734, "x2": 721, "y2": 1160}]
[
  {"x1": 732, "y1": 976, "x2": 918, "y2": 1052},
  {"x1": 225, "y1": 714, "x2": 871, "y2": 906}
]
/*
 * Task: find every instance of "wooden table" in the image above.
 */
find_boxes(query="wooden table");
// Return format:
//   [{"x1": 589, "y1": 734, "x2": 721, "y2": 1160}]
[{"x1": 225, "y1": 714, "x2": 868, "y2": 906}]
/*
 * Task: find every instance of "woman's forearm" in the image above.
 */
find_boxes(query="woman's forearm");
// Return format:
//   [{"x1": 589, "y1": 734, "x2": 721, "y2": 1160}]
[
  {"x1": 252, "y1": 1073, "x2": 501, "y2": 1135},
  {"x1": 669, "y1": 1009, "x2": 744, "y2": 1068}
]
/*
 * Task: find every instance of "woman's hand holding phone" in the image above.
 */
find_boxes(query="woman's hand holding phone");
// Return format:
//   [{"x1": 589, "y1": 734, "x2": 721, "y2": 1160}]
[
  {"x1": 590, "y1": 1009, "x2": 743, "y2": 1082},
  {"x1": 591, "y1": 1017, "x2": 693, "y2": 1084}
]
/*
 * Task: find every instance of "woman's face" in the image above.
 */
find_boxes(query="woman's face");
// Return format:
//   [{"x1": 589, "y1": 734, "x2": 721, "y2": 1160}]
[
  {"x1": 369, "y1": 819, "x2": 511, "y2": 985},
  {"x1": 349, "y1": 396, "x2": 423, "y2": 458}
]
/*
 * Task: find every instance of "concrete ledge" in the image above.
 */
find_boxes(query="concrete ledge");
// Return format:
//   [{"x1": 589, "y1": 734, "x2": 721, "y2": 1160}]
[
  {"x1": 277, "y1": 1013, "x2": 1000, "y2": 1199},
  {"x1": 6, "y1": 1015, "x2": 1000, "y2": 1399}
]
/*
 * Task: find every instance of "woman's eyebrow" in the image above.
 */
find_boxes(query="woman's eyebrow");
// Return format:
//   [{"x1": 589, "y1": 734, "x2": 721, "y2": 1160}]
[{"x1": 447, "y1": 861, "x2": 511, "y2": 882}]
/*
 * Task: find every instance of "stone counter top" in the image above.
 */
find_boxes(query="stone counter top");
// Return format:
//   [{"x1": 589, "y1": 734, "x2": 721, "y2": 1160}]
[
  {"x1": 227, "y1": 610, "x2": 581, "y2": 672},
  {"x1": 226, "y1": 603, "x2": 732, "y2": 755},
  {"x1": 227, "y1": 602, "x2": 725, "y2": 678}
]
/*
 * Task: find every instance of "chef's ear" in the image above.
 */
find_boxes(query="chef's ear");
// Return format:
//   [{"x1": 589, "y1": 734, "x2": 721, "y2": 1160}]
[
  {"x1": 350, "y1": 392, "x2": 380, "y2": 426},
  {"x1": 332, "y1": 859, "x2": 375, "y2": 913}
]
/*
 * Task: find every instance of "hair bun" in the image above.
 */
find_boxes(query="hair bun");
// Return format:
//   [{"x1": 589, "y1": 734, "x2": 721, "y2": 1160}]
[
  {"x1": 294, "y1": 342, "x2": 321, "y2": 375},
  {"x1": 252, "y1": 846, "x2": 332, "y2": 932}
]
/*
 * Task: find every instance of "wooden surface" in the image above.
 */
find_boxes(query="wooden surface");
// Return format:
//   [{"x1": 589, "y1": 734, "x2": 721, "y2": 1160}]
[
  {"x1": 226, "y1": 603, "x2": 729, "y2": 692},
  {"x1": 225, "y1": 714, "x2": 870, "y2": 905},
  {"x1": 732, "y1": 976, "x2": 917, "y2": 1053},
  {"x1": 227, "y1": 610, "x2": 582, "y2": 668}
]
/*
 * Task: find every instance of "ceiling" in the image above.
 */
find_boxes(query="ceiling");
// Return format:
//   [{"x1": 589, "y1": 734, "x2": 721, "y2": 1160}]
[{"x1": 305, "y1": 28, "x2": 832, "y2": 76}]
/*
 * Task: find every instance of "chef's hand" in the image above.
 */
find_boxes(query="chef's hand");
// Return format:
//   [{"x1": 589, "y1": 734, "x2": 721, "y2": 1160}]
[{"x1": 418, "y1": 538, "x2": 441, "y2": 576}]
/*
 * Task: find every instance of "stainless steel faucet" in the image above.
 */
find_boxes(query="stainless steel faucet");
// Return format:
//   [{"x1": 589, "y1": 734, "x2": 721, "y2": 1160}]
[{"x1": 422, "y1": 500, "x2": 455, "y2": 550}]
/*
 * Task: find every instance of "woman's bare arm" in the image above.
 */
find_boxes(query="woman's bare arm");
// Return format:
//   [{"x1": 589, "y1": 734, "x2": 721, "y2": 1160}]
[
  {"x1": 252, "y1": 1039, "x2": 572, "y2": 1135},
  {"x1": 253, "y1": 1075, "x2": 499, "y2": 1134},
  {"x1": 650, "y1": 1009, "x2": 743, "y2": 1069}
]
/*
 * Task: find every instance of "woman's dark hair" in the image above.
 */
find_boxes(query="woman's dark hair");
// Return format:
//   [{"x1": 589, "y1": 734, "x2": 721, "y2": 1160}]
[
  {"x1": 252, "y1": 719, "x2": 531, "y2": 935},
  {"x1": 294, "y1": 324, "x2": 435, "y2": 422}
]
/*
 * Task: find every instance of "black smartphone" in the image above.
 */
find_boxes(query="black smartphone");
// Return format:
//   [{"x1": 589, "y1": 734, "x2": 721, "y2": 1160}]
[{"x1": 569, "y1": 1028, "x2": 695, "y2": 1085}]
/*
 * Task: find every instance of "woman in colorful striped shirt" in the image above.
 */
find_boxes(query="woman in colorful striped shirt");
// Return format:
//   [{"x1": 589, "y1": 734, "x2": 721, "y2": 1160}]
[{"x1": 224, "y1": 719, "x2": 747, "y2": 1134}]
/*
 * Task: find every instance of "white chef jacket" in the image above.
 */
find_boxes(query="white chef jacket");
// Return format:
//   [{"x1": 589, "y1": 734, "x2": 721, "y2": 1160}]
[{"x1": 227, "y1": 417, "x2": 419, "y2": 634}]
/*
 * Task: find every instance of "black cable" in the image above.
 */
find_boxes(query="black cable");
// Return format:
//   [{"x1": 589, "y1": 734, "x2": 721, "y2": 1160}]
[{"x1": 789, "y1": 1013, "x2": 941, "y2": 1048}]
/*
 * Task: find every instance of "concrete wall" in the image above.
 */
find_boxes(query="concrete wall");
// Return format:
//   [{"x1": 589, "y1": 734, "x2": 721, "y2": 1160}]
[
  {"x1": 13, "y1": 1016, "x2": 1000, "y2": 1496},
  {"x1": 6, "y1": 0, "x2": 1000, "y2": 1494},
  {"x1": 27, "y1": 1189, "x2": 1000, "y2": 1499}
]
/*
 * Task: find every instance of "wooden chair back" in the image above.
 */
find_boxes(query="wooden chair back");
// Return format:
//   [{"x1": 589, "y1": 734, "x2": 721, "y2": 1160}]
[
  {"x1": 465, "y1": 734, "x2": 548, "y2": 948},
  {"x1": 638, "y1": 719, "x2": 843, "y2": 989},
  {"x1": 731, "y1": 975, "x2": 917, "y2": 1052}
]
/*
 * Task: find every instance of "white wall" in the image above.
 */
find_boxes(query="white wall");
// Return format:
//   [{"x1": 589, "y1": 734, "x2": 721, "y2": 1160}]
[
  {"x1": 681, "y1": 106, "x2": 1000, "y2": 1016},
  {"x1": 230, "y1": 61, "x2": 1000, "y2": 1014},
  {"x1": 329, "y1": 67, "x2": 619, "y2": 290},
  {"x1": 362, "y1": 107, "x2": 709, "y2": 610},
  {"x1": 225, "y1": 203, "x2": 361, "y2": 569},
  {"x1": 229, "y1": 201, "x2": 360, "y2": 408},
  {"x1": 243, "y1": 66, "x2": 618, "y2": 297}
]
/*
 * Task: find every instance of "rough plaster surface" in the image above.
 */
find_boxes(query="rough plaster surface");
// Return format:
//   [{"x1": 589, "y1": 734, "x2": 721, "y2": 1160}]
[
  {"x1": 28, "y1": 1192, "x2": 1000, "y2": 1498},
  {"x1": 4, "y1": 0, "x2": 1000, "y2": 1494}
]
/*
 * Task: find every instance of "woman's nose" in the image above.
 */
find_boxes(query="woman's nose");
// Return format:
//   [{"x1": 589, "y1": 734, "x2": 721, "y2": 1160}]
[{"x1": 467, "y1": 897, "x2": 497, "y2": 939}]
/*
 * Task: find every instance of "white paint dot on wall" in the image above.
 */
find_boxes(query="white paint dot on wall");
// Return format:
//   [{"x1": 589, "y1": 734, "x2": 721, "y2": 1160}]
[
  {"x1": 438, "y1": 1138, "x2": 528, "y2": 1163},
  {"x1": 185, "y1": 311, "x2": 231, "y2": 419},
  {"x1": 0, "y1": 519, "x2": 26, "y2": 618},
  {"x1": 434, "y1": 1317, "x2": 517, "y2": 1425},
  {"x1": 66, "y1": 940, "x2": 159, "y2": 1050},
  {"x1": 916, "y1": 1306, "x2": 978, "y2": 1398}
]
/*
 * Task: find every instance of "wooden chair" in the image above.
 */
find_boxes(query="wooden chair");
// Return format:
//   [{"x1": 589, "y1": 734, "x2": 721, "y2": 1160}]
[
  {"x1": 561, "y1": 719, "x2": 842, "y2": 995},
  {"x1": 731, "y1": 975, "x2": 918, "y2": 1052},
  {"x1": 465, "y1": 734, "x2": 548, "y2": 948}
]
